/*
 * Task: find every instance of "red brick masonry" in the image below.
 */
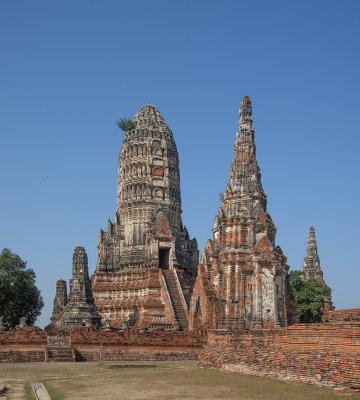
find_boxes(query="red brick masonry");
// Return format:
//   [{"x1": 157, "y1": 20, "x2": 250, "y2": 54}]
[
  {"x1": 198, "y1": 322, "x2": 360, "y2": 390},
  {"x1": 0, "y1": 327, "x2": 47, "y2": 362},
  {"x1": 1, "y1": 322, "x2": 359, "y2": 391},
  {"x1": 0, "y1": 326, "x2": 206, "y2": 363},
  {"x1": 70, "y1": 327, "x2": 206, "y2": 361},
  {"x1": 329, "y1": 309, "x2": 360, "y2": 323}
]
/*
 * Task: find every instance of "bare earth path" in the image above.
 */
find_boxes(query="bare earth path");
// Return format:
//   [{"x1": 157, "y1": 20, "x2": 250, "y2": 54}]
[{"x1": 0, "y1": 361, "x2": 358, "y2": 400}]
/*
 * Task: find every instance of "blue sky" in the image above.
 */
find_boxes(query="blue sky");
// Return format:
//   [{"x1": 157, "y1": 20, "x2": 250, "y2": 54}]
[{"x1": 1, "y1": 1, "x2": 359, "y2": 328}]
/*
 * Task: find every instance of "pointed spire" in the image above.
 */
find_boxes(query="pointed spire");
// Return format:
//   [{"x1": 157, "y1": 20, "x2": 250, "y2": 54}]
[
  {"x1": 225, "y1": 96, "x2": 266, "y2": 209},
  {"x1": 72, "y1": 246, "x2": 89, "y2": 278},
  {"x1": 239, "y1": 96, "x2": 253, "y2": 124},
  {"x1": 306, "y1": 226, "x2": 318, "y2": 257},
  {"x1": 302, "y1": 227, "x2": 325, "y2": 285}
]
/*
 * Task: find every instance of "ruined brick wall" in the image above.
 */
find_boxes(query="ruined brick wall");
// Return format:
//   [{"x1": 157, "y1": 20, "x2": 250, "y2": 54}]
[
  {"x1": 329, "y1": 308, "x2": 360, "y2": 323},
  {"x1": 0, "y1": 326, "x2": 206, "y2": 363},
  {"x1": 70, "y1": 327, "x2": 206, "y2": 361},
  {"x1": 199, "y1": 323, "x2": 360, "y2": 389},
  {"x1": 0, "y1": 327, "x2": 47, "y2": 362}
]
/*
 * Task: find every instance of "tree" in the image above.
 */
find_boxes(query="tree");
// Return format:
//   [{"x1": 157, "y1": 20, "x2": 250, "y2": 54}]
[
  {"x1": 0, "y1": 248, "x2": 44, "y2": 329},
  {"x1": 289, "y1": 269, "x2": 332, "y2": 323}
]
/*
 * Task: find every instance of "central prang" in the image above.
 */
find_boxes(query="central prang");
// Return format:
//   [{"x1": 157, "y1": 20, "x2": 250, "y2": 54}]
[{"x1": 91, "y1": 103, "x2": 199, "y2": 329}]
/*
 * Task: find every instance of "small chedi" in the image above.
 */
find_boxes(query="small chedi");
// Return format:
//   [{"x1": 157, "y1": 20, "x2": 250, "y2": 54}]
[
  {"x1": 189, "y1": 96, "x2": 298, "y2": 330},
  {"x1": 301, "y1": 226, "x2": 334, "y2": 320},
  {"x1": 48, "y1": 246, "x2": 101, "y2": 329},
  {"x1": 51, "y1": 280, "x2": 67, "y2": 319},
  {"x1": 302, "y1": 226, "x2": 325, "y2": 284}
]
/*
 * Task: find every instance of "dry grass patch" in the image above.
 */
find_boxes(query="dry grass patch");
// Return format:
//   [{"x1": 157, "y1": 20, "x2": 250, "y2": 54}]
[{"x1": 0, "y1": 361, "x2": 358, "y2": 400}]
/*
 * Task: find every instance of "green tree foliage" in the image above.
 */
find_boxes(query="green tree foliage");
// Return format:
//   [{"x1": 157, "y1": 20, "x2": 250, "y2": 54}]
[
  {"x1": 117, "y1": 117, "x2": 136, "y2": 132},
  {"x1": 289, "y1": 270, "x2": 332, "y2": 323},
  {"x1": 0, "y1": 248, "x2": 44, "y2": 329}
]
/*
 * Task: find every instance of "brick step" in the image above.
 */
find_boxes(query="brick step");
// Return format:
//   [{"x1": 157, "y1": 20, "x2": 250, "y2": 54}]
[
  {"x1": 163, "y1": 270, "x2": 188, "y2": 330},
  {"x1": 48, "y1": 352, "x2": 73, "y2": 356},
  {"x1": 47, "y1": 346, "x2": 73, "y2": 362}
]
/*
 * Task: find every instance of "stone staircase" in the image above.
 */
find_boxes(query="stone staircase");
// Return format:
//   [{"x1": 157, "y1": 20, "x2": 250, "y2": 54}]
[
  {"x1": 47, "y1": 346, "x2": 74, "y2": 362},
  {"x1": 163, "y1": 270, "x2": 188, "y2": 330}
]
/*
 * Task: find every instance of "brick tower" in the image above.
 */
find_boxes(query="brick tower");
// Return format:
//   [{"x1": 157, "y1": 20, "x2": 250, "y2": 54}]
[
  {"x1": 50, "y1": 280, "x2": 67, "y2": 322},
  {"x1": 302, "y1": 226, "x2": 325, "y2": 285},
  {"x1": 48, "y1": 247, "x2": 101, "y2": 330},
  {"x1": 92, "y1": 104, "x2": 198, "y2": 329},
  {"x1": 301, "y1": 226, "x2": 333, "y2": 321},
  {"x1": 189, "y1": 96, "x2": 297, "y2": 330}
]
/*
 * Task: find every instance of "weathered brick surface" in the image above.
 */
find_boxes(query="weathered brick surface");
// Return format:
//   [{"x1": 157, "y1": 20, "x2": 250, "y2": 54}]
[
  {"x1": 0, "y1": 348, "x2": 46, "y2": 362},
  {"x1": 302, "y1": 227, "x2": 326, "y2": 285},
  {"x1": 0, "y1": 326, "x2": 47, "y2": 345},
  {"x1": 199, "y1": 323, "x2": 360, "y2": 389},
  {"x1": 329, "y1": 309, "x2": 360, "y2": 323},
  {"x1": 48, "y1": 247, "x2": 101, "y2": 330},
  {"x1": 0, "y1": 326, "x2": 206, "y2": 363},
  {"x1": 92, "y1": 104, "x2": 199, "y2": 330},
  {"x1": 74, "y1": 346, "x2": 200, "y2": 361},
  {"x1": 70, "y1": 326, "x2": 206, "y2": 346},
  {"x1": 189, "y1": 97, "x2": 297, "y2": 331},
  {"x1": 70, "y1": 327, "x2": 205, "y2": 360},
  {"x1": 0, "y1": 326, "x2": 47, "y2": 363}
]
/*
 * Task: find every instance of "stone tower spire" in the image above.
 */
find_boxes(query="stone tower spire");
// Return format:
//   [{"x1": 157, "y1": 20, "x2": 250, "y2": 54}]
[
  {"x1": 92, "y1": 104, "x2": 198, "y2": 329},
  {"x1": 225, "y1": 95, "x2": 267, "y2": 212},
  {"x1": 48, "y1": 247, "x2": 101, "y2": 330},
  {"x1": 50, "y1": 280, "x2": 67, "y2": 322},
  {"x1": 302, "y1": 226, "x2": 325, "y2": 285},
  {"x1": 115, "y1": 104, "x2": 183, "y2": 248},
  {"x1": 95, "y1": 103, "x2": 198, "y2": 273},
  {"x1": 189, "y1": 96, "x2": 298, "y2": 330}
]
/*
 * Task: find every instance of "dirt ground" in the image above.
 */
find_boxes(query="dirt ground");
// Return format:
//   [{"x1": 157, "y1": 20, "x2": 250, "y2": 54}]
[{"x1": 0, "y1": 361, "x2": 358, "y2": 400}]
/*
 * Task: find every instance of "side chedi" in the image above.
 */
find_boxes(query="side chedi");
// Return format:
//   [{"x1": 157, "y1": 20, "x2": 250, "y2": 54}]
[
  {"x1": 301, "y1": 226, "x2": 334, "y2": 321},
  {"x1": 302, "y1": 226, "x2": 325, "y2": 284},
  {"x1": 91, "y1": 104, "x2": 198, "y2": 329},
  {"x1": 48, "y1": 247, "x2": 101, "y2": 330},
  {"x1": 189, "y1": 96, "x2": 298, "y2": 330},
  {"x1": 51, "y1": 280, "x2": 67, "y2": 320}
]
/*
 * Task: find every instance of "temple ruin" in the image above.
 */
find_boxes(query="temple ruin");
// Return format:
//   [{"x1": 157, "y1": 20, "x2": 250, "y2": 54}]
[
  {"x1": 48, "y1": 247, "x2": 101, "y2": 329},
  {"x1": 188, "y1": 96, "x2": 298, "y2": 330},
  {"x1": 302, "y1": 226, "x2": 325, "y2": 284},
  {"x1": 5, "y1": 97, "x2": 358, "y2": 390},
  {"x1": 90, "y1": 104, "x2": 198, "y2": 329}
]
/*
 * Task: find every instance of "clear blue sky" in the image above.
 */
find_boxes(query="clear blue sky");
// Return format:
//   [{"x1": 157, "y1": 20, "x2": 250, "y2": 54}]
[{"x1": 1, "y1": 1, "x2": 359, "y2": 328}]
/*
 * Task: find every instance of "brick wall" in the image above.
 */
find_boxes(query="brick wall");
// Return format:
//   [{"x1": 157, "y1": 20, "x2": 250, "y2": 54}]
[
  {"x1": 70, "y1": 327, "x2": 206, "y2": 361},
  {"x1": 0, "y1": 326, "x2": 206, "y2": 363},
  {"x1": 199, "y1": 323, "x2": 360, "y2": 389},
  {"x1": 0, "y1": 327, "x2": 47, "y2": 362},
  {"x1": 329, "y1": 308, "x2": 360, "y2": 323}
]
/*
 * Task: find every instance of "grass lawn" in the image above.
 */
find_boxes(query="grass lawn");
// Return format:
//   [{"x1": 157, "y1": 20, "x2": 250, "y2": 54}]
[{"x1": 0, "y1": 361, "x2": 358, "y2": 400}]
